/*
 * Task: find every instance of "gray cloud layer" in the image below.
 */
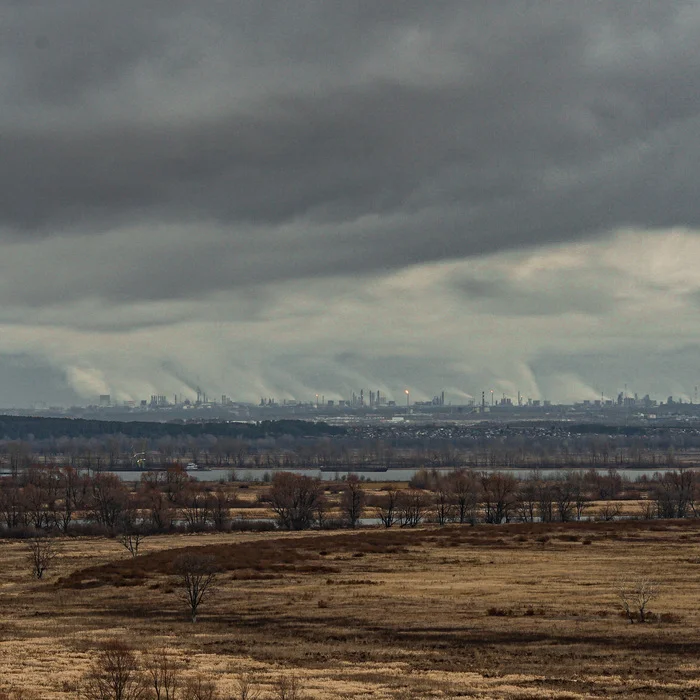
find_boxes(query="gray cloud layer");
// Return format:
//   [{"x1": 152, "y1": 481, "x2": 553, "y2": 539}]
[{"x1": 1, "y1": 2, "x2": 700, "y2": 404}]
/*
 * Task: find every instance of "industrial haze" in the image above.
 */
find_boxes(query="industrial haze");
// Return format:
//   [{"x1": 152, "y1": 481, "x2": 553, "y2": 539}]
[{"x1": 8, "y1": 386, "x2": 700, "y2": 427}]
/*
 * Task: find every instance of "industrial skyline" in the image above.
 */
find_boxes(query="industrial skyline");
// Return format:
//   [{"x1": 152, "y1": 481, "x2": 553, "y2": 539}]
[{"x1": 18, "y1": 384, "x2": 700, "y2": 414}]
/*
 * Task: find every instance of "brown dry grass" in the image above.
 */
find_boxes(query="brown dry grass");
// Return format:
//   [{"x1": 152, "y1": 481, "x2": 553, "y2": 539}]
[{"x1": 2, "y1": 521, "x2": 700, "y2": 698}]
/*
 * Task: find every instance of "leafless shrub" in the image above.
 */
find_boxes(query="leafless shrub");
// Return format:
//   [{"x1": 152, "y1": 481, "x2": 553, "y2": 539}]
[
  {"x1": 486, "y1": 606, "x2": 515, "y2": 617},
  {"x1": 26, "y1": 535, "x2": 58, "y2": 579},
  {"x1": 232, "y1": 672, "x2": 262, "y2": 700},
  {"x1": 80, "y1": 640, "x2": 147, "y2": 700},
  {"x1": 118, "y1": 516, "x2": 147, "y2": 558},
  {"x1": 173, "y1": 552, "x2": 218, "y2": 622},
  {"x1": 615, "y1": 577, "x2": 659, "y2": 623},
  {"x1": 143, "y1": 649, "x2": 181, "y2": 699},
  {"x1": 120, "y1": 530, "x2": 146, "y2": 558},
  {"x1": 272, "y1": 674, "x2": 305, "y2": 700},
  {"x1": 182, "y1": 675, "x2": 218, "y2": 700},
  {"x1": 636, "y1": 499, "x2": 657, "y2": 520},
  {"x1": 597, "y1": 502, "x2": 622, "y2": 521}
]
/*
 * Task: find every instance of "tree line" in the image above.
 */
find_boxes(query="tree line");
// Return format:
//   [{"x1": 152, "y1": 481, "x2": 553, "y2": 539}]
[
  {"x1": 263, "y1": 467, "x2": 700, "y2": 530},
  {"x1": 1, "y1": 464, "x2": 699, "y2": 539},
  {"x1": 3, "y1": 419, "x2": 700, "y2": 474}
]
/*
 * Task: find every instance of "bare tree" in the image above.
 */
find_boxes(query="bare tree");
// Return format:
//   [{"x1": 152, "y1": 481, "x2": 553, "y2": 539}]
[
  {"x1": 571, "y1": 474, "x2": 590, "y2": 521},
  {"x1": 180, "y1": 485, "x2": 213, "y2": 532},
  {"x1": 173, "y1": 552, "x2": 218, "y2": 623},
  {"x1": 376, "y1": 486, "x2": 400, "y2": 528},
  {"x1": 433, "y1": 478, "x2": 456, "y2": 525},
  {"x1": 0, "y1": 479, "x2": 26, "y2": 530},
  {"x1": 597, "y1": 502, "x2": 622, "y2": 521},
  {"x1": 652, "y1": 469, "x2": 696, "y2": 518},
  {"x1": 142, "y1": 487, "x2": 173, "y2": 533},
  {"x1": 143, "y1": 650, "x2": 180, "y2": 700},
  {"x1": 7, "y1": 441, "x2": 30, "y2": 479},
  {"x1": 447, "y1": 469, "x2": 479, "y2": 525},
  {"x1": 88, "y1": 473, "x2": 129, "y2": 530},
  {"x1": 341, "y1": 474, "x2": 365, "y2": 528},
  {"x1": 481, "y1": 472, "x2": 518, "y2": 524},
  {"x1": 515, "y1": 479, "x2": 538, "y2": 523},
  {"x1": 553, "y1": 476, "x2": 576, "y2": 522},
  {"x1": 52, "y1": 466, "x2": 86, "y2": 533},
  {"x1": 80, "y1": 640, "x2": 147, "y2": 700},
  {"x1": 398, "y1": 491, "x2": 429, "y2": 528},
  {"x1": 182, "y1": 675, "x2": 218, "y2": 700},
  {"x1": 615, "y1": 577, "x2": 659, "y2": 623},
  {"x1": 27, "y1": 535, "x2": 58, "y2": 579},
  {"x1": 165, "y1": 465, "x2": 190, "y2": 503},
  {"x1": 268, "y1": 472, "x2": 324, "y2": 530},
  {"x1": 636, "y1": 499, "x2": 657, "y2": 520},
  {"x1": 210, "y1": 489, "x2": 232, "y2": 531},
  {"x1": 537, "y1": 479, "x2": 555, "y2": 523},
  {"x1": 233, "y1": 672, "x2": 261, "y2": 700},
  {"x1": 22, "y1": 482, "x2": 51, "y2": 531},
  {"x1": 272, "y1": 674, "x2": 305, "y2": 700},
  {"x1": 118, "y1": 507, "x2": 147, "y2": 558}
]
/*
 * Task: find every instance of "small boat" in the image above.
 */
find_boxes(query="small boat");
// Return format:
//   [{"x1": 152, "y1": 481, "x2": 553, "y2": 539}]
[{"x1": 185, "y1": 462, "x2": 199, "y2": 471}]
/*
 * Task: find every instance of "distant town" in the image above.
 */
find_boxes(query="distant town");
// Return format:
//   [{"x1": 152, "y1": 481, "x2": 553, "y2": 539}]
[{"x1": 10, "y1": 386, "x2": 700, "y2": 425}]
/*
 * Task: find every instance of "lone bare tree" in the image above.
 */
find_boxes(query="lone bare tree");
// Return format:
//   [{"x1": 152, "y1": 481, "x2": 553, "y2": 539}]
[
  {"x1": 119, "y1": 529, "x2": 146, "y2": 558},
  {"x1": 27, "y1": 535, "x2": 58, "y2": 579},
  {"x1": 173, "y1": 552, "x2": 218, "y2": 623},
  {"x1": 118, "y1": 512, "x2": 147, "y2": 558},
  {"x1": 616, "y1": 577, "x2": 659, "y2": 623}
]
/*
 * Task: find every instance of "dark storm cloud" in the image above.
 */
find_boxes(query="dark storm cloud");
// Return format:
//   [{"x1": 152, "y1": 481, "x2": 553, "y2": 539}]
[
  {"x1": 453, "y1": 272, "x2": 615, "y2": 316},
  {"x1": 2, "y1": 1, "x2": 700, "y2": 301}
]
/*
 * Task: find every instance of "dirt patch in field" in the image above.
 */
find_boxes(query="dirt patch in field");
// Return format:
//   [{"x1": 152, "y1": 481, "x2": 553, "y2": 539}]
[{"x1": 58, "y1": 519, "x2": 700, "y2": 589}]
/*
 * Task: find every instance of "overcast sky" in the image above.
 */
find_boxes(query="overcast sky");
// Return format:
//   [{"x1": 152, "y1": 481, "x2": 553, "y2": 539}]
[{"x1": 2, "y1": 1, "x2": 700, "y2": 407}]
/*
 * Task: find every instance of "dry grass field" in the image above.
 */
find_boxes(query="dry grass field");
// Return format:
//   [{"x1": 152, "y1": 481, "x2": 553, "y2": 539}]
[{"x1": 2, "y1": 519, "x2": 700, "y2": 699}]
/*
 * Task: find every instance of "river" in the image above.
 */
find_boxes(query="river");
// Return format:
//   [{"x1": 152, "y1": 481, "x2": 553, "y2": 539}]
[{"x1": 91, "y1": 465, "x2": 670, "y2": 483}]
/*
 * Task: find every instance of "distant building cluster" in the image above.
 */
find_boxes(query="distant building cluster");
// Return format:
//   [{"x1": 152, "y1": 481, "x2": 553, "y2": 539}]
[
  {"x1": 23, "y1": 384, "x2": 700, "y2": 425},
  {"x1": 81, "y1": 386, "x2": 700, "y2": 415}
]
